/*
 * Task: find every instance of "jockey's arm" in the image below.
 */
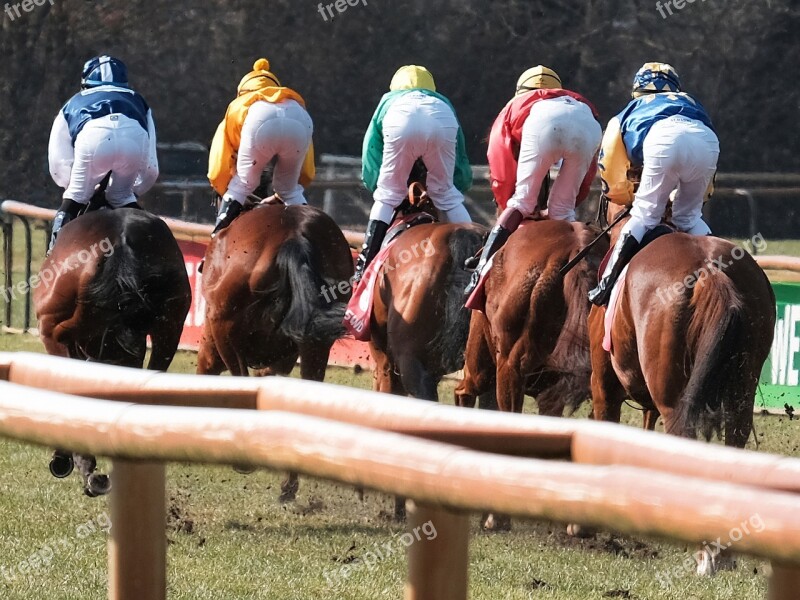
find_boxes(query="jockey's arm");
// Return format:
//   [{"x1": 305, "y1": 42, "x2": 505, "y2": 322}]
[
  {"x1": 48, "y1": 110, "x2": 73, "y2": 190},
  {"x1": 207, "y1": 119, "x2": 232, "y2": 196},
  {"x1": 361, "y1": 102, "x2": 385, "y2": 193},
  {"x1": 577, "y1": 149, "x2": 599, "y2": 204},
  {"x1": 453, "y1": 124, "x2": 473, "y2": 192},
  {"x1": 133, "y1": 109, "x2": 160, "y2": 196},
  {"x1": 598, "y1": 117, "x2": 634, "y2": 205}
]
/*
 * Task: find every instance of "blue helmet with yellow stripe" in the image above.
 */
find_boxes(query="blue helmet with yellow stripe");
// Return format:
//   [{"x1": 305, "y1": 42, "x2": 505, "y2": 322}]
[
  {"x1": 631, "y1": 62, "x2": 681, "y2": 98},
  {"x1": 81, "y1": 55, "x2": 129, "y2": 89}
]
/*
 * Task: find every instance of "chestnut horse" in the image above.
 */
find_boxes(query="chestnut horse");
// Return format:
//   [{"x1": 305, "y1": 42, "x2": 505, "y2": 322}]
[
  {"x1": 589, "y1": 201, "x2": 775, "y2": 573},
  {"x1": 34, "y1": 207, "x2": 192, "y2": 496},
  {"x1": 197, "y1": 203, "x2": 353, "y2": 501},
  {"x1": 369, "y1": 221, "x2": 486, "y2": 401},
  {"x1": 455, "y1": 220, "x2": 607, "y2": 417}
]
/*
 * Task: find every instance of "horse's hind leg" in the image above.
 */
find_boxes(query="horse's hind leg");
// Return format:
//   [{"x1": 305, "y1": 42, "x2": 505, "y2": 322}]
[
  {"x1": 396, "y1": 354, "x2": 438, "y2": 401},
  {"x1": 73, "y1": 454, "x2": 111, "y2": 497},
  {"x1": 147, "y1": 316, "x2": 186, "y2": 372}
]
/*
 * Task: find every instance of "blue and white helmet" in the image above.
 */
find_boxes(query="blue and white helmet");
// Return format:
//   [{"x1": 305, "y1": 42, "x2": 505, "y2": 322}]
[
  {"x1": 631, "y1": 62, "x2": 681, "y2": 97},
  {"x1": 81, "y1": 55, "x2": 129, "y2": 89}
]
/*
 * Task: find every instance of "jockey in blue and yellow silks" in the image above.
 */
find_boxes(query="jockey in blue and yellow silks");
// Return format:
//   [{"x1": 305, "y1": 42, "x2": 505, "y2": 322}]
[
  {"x1": 355, "y1": 65, "x2": 473, "y2": 284},
  {"x1": 588, "y1": 62, "x2": 719, "y2": 305},
  {"x1": 208, "y1": 58, "x2": 315, "y2": 235}
]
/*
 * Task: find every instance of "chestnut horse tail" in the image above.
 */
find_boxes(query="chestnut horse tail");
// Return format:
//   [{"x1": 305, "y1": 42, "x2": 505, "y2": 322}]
[
  {"x1": 429, "y1": 227, "x2": 484, "y2": 374},
  {"x1": 672, "y1": 269, "x2": 745, "y2": 440},
  {"x1": 263, "y1": 235, "x2": 346, "y2": 346}
]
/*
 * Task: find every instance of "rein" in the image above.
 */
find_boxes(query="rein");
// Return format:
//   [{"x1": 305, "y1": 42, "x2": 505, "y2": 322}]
[{"x1": 559, "y1": 198, "x2": 631, "y2": 276}]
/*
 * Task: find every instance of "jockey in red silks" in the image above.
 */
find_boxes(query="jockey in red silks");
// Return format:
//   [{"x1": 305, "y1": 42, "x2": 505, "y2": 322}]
[
  {"x1": 464, "y1": 66, "x2": 601, "y2": 296},
  {"x1": 588, "y1": 62, "x2": 718, "y2": 306},
  {"x1": 47, "y1": 56, "x2": 158, "y2": 254}
]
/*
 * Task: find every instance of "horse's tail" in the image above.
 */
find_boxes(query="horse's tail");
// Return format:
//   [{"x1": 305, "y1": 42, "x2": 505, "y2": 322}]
[
  {"x1": 671, "y1": 269, "x2": 745, "y2": 440},
  {"x1": 430, "y1": 226, "x2": 485, "y2": 373},
  {"x1": 262, "y1": 235, "x2": 346, "y2": 346},
  {"x1": 82, "y1": 237, "x2": 154, "y2": 354}
]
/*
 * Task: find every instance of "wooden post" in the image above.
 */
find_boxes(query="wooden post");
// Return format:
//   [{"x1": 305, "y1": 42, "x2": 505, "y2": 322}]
[
  {"x1": 108, "y1": 460, "x2": 166, "y2": 600},
  {"x1": 769, "y1": 562, "x2": 800, "y2": 600},
  {"x1": 404, "y1": 501, "x2": 469, "y2": 600}
]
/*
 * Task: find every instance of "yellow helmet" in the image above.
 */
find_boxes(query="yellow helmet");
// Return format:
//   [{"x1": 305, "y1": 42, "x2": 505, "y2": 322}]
[
  {"x1": 515, "y1": 65, "x2": 562, "y2": 95},
  {"x1": 237, "y1": 58, "x2": 281, "y2": 95},
  {"x1": 390, "y1": 65, "x2": 436, "y2": 92}
]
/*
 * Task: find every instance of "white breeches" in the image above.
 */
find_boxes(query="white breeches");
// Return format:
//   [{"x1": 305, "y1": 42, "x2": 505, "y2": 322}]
[
  {"x1": 65, "y1": 115, "x2": 149, "y2": 207},
  {"x1": 507, "y1": 96, "x2": 601, "y2": 221},
  {"x1": 371, "y1": 91, "x2": 470, "y2": 224},
  {"x1": 225, "y1": 99, "x2": 313, "y2": 206},
  {"x1": 623, "y1": 115, "x2": 719, "y2": 242}
]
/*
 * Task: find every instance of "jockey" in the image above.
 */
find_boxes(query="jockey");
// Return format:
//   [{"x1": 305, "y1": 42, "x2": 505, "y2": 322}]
[
  {"x1": 464, "y1": 65, "x2": 601, "y2": 296},
  {"x1": 47, "y1": 55, "x2": 158, "y2": 254},
  {"x1": 588, "y1": 62, "x2": 719, "y2": 305},
  {"x1": 208, "y1": 58, "x2": 315, "y2": 236},
  {"x1": 355, "y1": 65, "x2": 473, "y2": 283}
]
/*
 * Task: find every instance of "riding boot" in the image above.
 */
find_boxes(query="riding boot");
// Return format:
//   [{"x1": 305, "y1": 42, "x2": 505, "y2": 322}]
[
  {"x1": 47, "y1": 199, "x2": 84, "y2": 256},
  {"x1": 353, "y1": 219, "x2": 390, "y2": 284},
  {"x1": 588, "y1": 233, "x2": 641, "y2": 306},
  {"x1": 212, "y1": 198, "x2": 244, "y2": 237},
  {"x1": 464, "y1": 208, "x2": 524, "y2": 297}
]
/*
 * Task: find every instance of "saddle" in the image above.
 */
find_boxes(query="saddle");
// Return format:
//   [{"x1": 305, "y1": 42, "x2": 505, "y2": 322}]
[{"x1": 344, "y1": 179, "x2": 437, "y2": 342}]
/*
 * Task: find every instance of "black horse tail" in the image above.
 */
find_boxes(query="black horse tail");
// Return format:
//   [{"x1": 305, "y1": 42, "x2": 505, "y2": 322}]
[
  {"x1": 82, "y1": 237, "x2": 154, "y2": 356},
  {"x1": 262, "y1": 235, "x2": 346, "y2": 346},
  {"x1": 671, "y1": 269, "x2": 745, "y2": 441},
  {"x1": 430, "y1": 226, "x2": 485, "y2": 374}
]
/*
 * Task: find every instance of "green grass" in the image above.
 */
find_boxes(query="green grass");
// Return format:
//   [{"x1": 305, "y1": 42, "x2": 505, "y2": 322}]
[{"x1": 2, "y1": 337, "x2": 799, "y2": 599}]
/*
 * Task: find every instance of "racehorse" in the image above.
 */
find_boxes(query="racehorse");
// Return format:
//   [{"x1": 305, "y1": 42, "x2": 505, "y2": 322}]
[
  {"x1": 454, "y1": 218, "x2": 607, "y2": 531},
  {"x1": 589, "y1": 199, "x2": 775, "y2": 573},
  {"x1": 197, "y1": 202, "x2": 354, "y2": 501},
  {"x1": 455, "y1": 219, "x2": 607, "y2": 416},
  {"x1": 34, "y1": 207, "x2": 192, "y2": 496}
]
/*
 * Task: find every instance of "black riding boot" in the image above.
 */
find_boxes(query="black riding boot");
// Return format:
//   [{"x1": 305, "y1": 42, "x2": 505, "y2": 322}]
[
  {"x1": 212, "y1": 198, "x2": 243, "y2": 237},
  {"x1": 353, "y1": 220, "x2": 390, "y2": 284},
  {"x1": 47, "y1": 199, "x2": 84, "y2": 256},
  {"x1": 464, "y1": 208, "x2": 524, "y2": 297},
  {"x1": 588, "y1": 233, "x2": 641, "y2": 306}
]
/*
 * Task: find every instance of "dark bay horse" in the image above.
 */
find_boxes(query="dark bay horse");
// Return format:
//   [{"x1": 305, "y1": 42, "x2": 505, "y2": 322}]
[
  {"x1": 34, "y1": 207, "x2": 192, "y2": 496},
  {"x1": 197, "y1": 203, "x2": 353, "y2": 501},
  {"x1": 589, "y1": 201, "x2": 776, "y2": 572}
]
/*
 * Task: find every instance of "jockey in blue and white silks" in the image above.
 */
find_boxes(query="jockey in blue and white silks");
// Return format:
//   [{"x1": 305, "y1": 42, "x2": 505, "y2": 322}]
[
  {"x1": 588, "y1": 62, "x2": 719, "y2": 305},
  {"x1": 47, "y1": 55, "x2": 158, "y2": 254}
]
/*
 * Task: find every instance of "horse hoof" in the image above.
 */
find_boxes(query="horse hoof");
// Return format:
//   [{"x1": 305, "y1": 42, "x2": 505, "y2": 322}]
[
  {"x1": 567, "y1": 523, "x2": 594, "y2": 538},
  {"x1": 85, "y1": 473, "x2": 112, "y2": 498},
  {"x1": 49, "y1": 454, "x2": 74, "y2": 479},
  {"x1": 279, "y1": 478, "x2": 299, "y2": 504},
  {"x1": 482, "y1": 513, "x2": 512, "y2": 532},
  {"x1": 233, "y1": 464, "x2": 257, "y2": 475}
]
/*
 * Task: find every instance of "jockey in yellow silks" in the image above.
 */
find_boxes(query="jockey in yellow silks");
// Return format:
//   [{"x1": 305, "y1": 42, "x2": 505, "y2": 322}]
[
  {"x1": 588, "y1": 62, "x2": 719, "y2": 305},
  {"x1": 208, "y1": 58, "x2": 315, "y2": 235}
]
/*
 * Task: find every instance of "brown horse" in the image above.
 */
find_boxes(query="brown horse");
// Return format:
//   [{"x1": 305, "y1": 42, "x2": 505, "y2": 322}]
[
  {"x1": 197, "y1": 203, "x2": 353, "y2": 501},
  {"x1": 589, "y1": 202, "x2": 776, "y2": 572},
  {"x1": 369, "y1": 221, "x2": 486, "y2": 401},
  {"x1": 455, "y1": 219, "x2": 607, "y2": 416},
  {"x1": 34, "y1": 207, "x2": 192, "y2": 496}
]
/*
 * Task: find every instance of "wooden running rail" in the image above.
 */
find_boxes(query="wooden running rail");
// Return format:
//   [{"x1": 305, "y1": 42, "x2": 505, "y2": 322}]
[
  {"x1": 755, "y1": 255, "x2": 800, "y2": 273},
  {"x1": 0, "y1": 200, "x2": 366, "y2": 248},
  {"x1": 4, "y1": 353, "x2": 800, "y2": 495},
  {"x1": 1, "y1": 381, "x2": 800, "y2": 600}
]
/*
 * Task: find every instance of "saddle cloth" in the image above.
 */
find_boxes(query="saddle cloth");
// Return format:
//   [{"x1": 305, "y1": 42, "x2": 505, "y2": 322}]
[{"x1": 344, "y1": 212, "x2": 436, "y2": 341}]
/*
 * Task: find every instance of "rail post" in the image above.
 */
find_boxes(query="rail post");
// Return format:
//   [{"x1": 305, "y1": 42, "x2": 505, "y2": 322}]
[
  {"x1": 404, "y1": 501, "x2": 469, "y2": 600},
  {"x1": 108, "y1": 460, "x2": 166, "y2": 600},
  {"x1": 2, "y1": 209, "x2": 13, "y2": 329},
  {"x1": 769, "y1": 562, "x2": 800, "y2": 600}
]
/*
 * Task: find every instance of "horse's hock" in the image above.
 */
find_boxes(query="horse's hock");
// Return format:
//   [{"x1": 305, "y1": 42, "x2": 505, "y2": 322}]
[{"x1": 1, "y1": 353, "x2": 800, "y2": 599}]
